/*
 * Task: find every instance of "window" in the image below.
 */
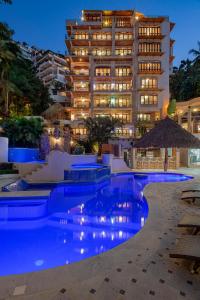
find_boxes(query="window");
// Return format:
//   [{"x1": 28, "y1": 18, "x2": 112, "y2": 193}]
[
  {"x1": 73, "y1": 48, "x2": 88, "y2": 56},
  {"x1": 74, "y1": 98, "x2": 90, "y2": 108},
  {"x1": 73, "y1": 128, "x2": 87, "y2": 135},
  {"x1": 74, "y1": 32, "x2": 89, "y2": 40},
  {"x1": 139, "y1": 62, "x2": 161, "y2": 71},
  {"x1": 115, "y1": 67, "x2": 131, "y2": 77},
  {"x1": 112, "y1": 113, "x2": 131, "y2": 123},
  {"x1": 137, "y1": 114, "x2": 151, "y2": 121},
  {"x1": 116, "y1": 18, "x2": 131, "y2": 28},
  {"x1": 73, "y1": 68, "x2": 89, "y2": 76},
  {"x1": 94, "y1": 83, "x2": 111, "y2": 91},
  {"x1": 93, "y1": 32, "x2": 112, "y2": 40},
  {"x1": 74, "y1": 112, "x2": 89, "y2": 120},
  {"x1": 115, "y1": 128, "x2": 133, "y2": 137},
  {"x1": 95, "y1": 67, "x2": 111, "y2": 76},
  {"x1": 141, "y1": 78, "x2": 158, "y2": 88},
  {"x1": 139, "y1": 27, "x2": 161, "y2": 36},
  {"x1": 74, "y1": 81, "x2": 89, "y2": 91},
  {"x1": 103, "y1": 18, "x2": 112, "y2": 27},
  {"x1": 139, "y1": 43, "x2": 161, "y2": 53},
  {"x1": 94, "y1": 95, "x2": 131, "y2": 108},
  {"x1": 95, "y1": 113, "x2": 131, "y2": 123},
  {"x1": 140, "y1": 95, "x2": 158, "y2": 105},
  {"x1": 92, "y1": 48, "x2": 111, "y2": 56},
  {"x1": 93, "y1": 82, "x2": 131, "y2": 91},
  {"x1": 115, "y1": 32, "x2": 133, "y2": 40},
  {"x1": 114, "y1": 83, "x2": 131, "y2": 91},
  {"x1": 115, "y1": 48, "x2": 132, "y2": 56},
  {"x1": 85, "y1": 14, "x2": 101, "y2": 22}
]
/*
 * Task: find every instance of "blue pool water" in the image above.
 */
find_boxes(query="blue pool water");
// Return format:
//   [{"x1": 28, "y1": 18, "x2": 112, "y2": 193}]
[
  {"x1": 0, "y1": 172, "x2": 191, "y2": 276},
  {"x1": 8, "y1": 148, "x2": 43, "y2": 163}
]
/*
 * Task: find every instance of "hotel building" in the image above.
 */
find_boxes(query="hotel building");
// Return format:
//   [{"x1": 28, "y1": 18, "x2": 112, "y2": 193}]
[
  {"x1": 65, "y1": 10, "x2": 175, "y2": 138},
  {"x1": 35, "y1": 50, "x2": 70, "y2": 103}
]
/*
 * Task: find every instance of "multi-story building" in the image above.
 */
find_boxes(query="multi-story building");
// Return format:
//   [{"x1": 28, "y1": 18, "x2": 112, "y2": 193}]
[
  {"x1": 65, "y1": 9, "x2": 175, "y2": 138},
  {"x1": 17, "y1": 42, "x2": 39, "y2": 61},
  {"x1": 35, "y1": 50, "x2": 70, "y2": 103}
]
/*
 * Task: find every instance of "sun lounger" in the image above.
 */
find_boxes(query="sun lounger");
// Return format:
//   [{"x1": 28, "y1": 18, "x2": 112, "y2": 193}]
[
  {"x1": 169, "y1": 235, "x2": 200, "y2": 273},
  {"x1": 182, "y1": 187, "x2": 200, "y2": 194},
  {"x1": 178, "y1": 214, "x2": 200, "y2": 234},
  {"x1": 181, "y1": 191, "x2": 200, "y2": 204}
]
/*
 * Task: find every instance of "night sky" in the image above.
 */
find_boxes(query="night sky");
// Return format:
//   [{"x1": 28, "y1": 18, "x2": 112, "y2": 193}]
[{"x1": 1, "y1": 0, "x2": 200, "y2": 65}]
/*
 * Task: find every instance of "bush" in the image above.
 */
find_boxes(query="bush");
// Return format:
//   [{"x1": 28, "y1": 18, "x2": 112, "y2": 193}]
[
  {"x1": 0, "y1": 117, "x2": 44, "y2": 147},
  {"x1": 73, "y1": 145, "x2": 85, "y2": 155}
]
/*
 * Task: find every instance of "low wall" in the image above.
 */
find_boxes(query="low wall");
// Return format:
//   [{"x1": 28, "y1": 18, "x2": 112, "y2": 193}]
[
  {"x1": 102, "y1": 154, "x2": 131, "y2": 173},
  {"x1": 25, "y1": 151, "x2": 97, "y2": 182},
  {"x1": 8, "y1": 148, "x2": 40, "y2": 163},
  {"x1": 0, "y1": 137, "x2": 8, "y2": 163}
]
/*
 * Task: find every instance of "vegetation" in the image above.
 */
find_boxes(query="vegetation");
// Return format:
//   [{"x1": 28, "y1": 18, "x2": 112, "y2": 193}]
[
  {"x1": 0, "y1": 1, "x2": 52, "y2": 117},
  {"x1": 73, "y1": 145, "x2": 85, "y2": 155},
  {"x1": 84, "y1": 116, "x2": 121, "y2": 154},
  {"x1": 0, "y1": 0, "x2": 12, "y2": 4},
  {"x1": 167, "y1": 99, "x2": 176, "y2": 116},
  {"x1": 0, "y1": 162, "x2": 18, "y2": 175},
  {"x1": 0, "y1": 117, "x2": 44, "y2": 147},
  {"x1": 170, "y1": 42, "x2": 200, "y2": 101}
]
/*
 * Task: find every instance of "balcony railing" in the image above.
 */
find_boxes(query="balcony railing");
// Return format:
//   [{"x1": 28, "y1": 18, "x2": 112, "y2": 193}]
[{"x1": 94, "y1": 104, "x2": 131, "y2": 108}]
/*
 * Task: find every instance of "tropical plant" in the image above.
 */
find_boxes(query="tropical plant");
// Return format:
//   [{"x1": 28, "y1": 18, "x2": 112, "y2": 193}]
[
  {"x1": 0, "y1": 0, "x2": 12, "y2": 4},
  {"x1": 84, "y1": 116, "x2": 121, "y2": 154},
  {"x1": 0, "y1": 117, "x2": 44, "y2": 147},
  {"x1": 167, "y1": 99, "x2": 176, "y2": 116},
  {"x1": 189, "y1": 41, "x2": 200, "y2": 64},
  {"x1": 73, "y1": 145, "x2": 85, "y2": 155}
]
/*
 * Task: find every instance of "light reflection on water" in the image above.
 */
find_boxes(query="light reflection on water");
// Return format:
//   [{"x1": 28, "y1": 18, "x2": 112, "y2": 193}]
[{"x1": 0, "y1": 173, "x2": 191, "y2": 276}]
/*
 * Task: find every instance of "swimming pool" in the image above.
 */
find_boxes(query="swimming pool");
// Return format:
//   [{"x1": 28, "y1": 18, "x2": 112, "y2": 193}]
[{"x1": 0, "y1": 172, "x2": 191, "y2": 276}]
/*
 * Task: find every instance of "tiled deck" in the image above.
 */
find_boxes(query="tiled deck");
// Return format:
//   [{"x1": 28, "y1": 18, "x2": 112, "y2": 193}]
[{"x1": 0, "y1": 170, "x2": 200, "y2": 300}]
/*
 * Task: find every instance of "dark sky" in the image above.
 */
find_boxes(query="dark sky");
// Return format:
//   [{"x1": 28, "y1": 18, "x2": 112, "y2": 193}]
[{"x1": 1, "y1": 0, "x2": 200, "y2": 65}]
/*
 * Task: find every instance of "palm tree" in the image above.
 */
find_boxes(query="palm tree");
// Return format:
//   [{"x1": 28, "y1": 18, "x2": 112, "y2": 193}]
[
  {"x1": 189, "y1": 41, "x2": 200, "y2": 64},
  {"x1": 0, "y1": 40, "x2": 20, "y2": 115},
  {"x1": 0, "y1": 0, "x2": 12, "y2": 4},
  {"x1": 84, "y1": 116, "x2": 121, "y2": 155}
]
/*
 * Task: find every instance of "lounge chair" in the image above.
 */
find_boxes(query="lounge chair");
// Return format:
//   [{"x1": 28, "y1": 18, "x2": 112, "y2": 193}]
[
  {"x1": 181, "y1": 191, "x2": 200, "y2": 204},
  {"x1": 178, "y1": 214, "x2": 200, "y2": 235},
  {"x1": 169, "y1": 235, "x2": 200, "y2": 274},
  {"x1": 182, "y1": 186, "x2": 200, "y2": 193}
]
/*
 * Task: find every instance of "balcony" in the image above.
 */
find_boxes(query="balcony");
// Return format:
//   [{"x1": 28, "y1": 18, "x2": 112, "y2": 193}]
[
  {"x1": 94, "y1": 104, "x2": 132, "y2": 109},
  {"x1": 138, "y1": 69, "x2": 163, "y2": 75},
  {"x1": 138, "y1": 87, "x2": 163, "y2": 92},
  {"x1": 115, "y1": 40, "x2": 133, "y2": 47},
  {"x1": 138, "y1": 34, "x2": 164, "y2": 40},
  {"x1": 138, "y1": 51, "x2": 164, "y2": 57}
]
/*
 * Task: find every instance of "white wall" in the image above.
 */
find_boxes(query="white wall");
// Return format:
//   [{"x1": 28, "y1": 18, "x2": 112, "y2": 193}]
[
  {"x1": 0, "y1": 137, "x2": 8, "y2": 163},
  {"x1": 25, "y1": 151, "x2": 97, "y2": 182},
  {"x1": 102, "y1": 154, "x2": 131, "y2": 173}
]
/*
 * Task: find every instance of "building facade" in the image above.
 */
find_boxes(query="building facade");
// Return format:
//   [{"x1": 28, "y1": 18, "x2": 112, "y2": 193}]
[
  {"x1": 176, "y1": 97, "x2": 200, "y2": 167},
  {"x1": 65, "y1": 10, "x2": 174, "y2": 138},
  {"x1": 35, "y1": 50, "x2": 70, "y2": 103}
]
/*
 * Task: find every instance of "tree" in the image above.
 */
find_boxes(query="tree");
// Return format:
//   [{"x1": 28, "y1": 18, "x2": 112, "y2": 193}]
[
  {"x1": 8, "y1": 58, "x2": 52, "y2": 116},
  {"x1": 167, "y1": 99, "x2": 176, "y2": 116},
  {"x1": 84, "y1": 116, "x2": 121, "y2": 154},
  {"x1": 1, "y1": 117, "x2": 44, "y2": 147},
  {"x1": 0, "y1": 21, "x2": 52, "y2": 117},
  {"x1": 0, "y1": 0, "x2": 12, "y2": 4},
  {"x1": 0, "y1": 40, "x2": 20, "y2": 115},
  {"x1": 189, "y1": 41, "x2": 200, "y2": 64}
]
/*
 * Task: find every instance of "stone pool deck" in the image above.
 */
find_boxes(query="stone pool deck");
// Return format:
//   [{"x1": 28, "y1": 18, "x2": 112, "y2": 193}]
[{"x1": 0, "y1": 169, "x2": 200, "y2": 299}]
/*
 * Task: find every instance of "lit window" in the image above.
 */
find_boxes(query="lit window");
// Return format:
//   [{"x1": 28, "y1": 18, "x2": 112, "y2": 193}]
[
  {"x1": 141, "y1": 78, "x2": 158, "y2": 88},
  {"x1": 138, "y1": 27, "x2": 161, "y2": 36},
  {"x1": 140, "y1": 95, "x2": 158, "y2": 105}
]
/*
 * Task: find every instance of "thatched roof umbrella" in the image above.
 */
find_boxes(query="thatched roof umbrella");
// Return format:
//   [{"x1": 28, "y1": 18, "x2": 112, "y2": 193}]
[
  {"x1": 42, "y1": 103, "x2": 65, "y2": 120},
  {"x1": 134, "y1": 116, "x2": 200, "y2": 171}
]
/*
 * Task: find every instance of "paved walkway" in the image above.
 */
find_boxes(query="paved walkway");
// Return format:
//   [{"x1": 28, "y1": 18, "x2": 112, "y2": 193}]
[{"x1": 0, "y1": 170, "x2": 200, "y2": 299}]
